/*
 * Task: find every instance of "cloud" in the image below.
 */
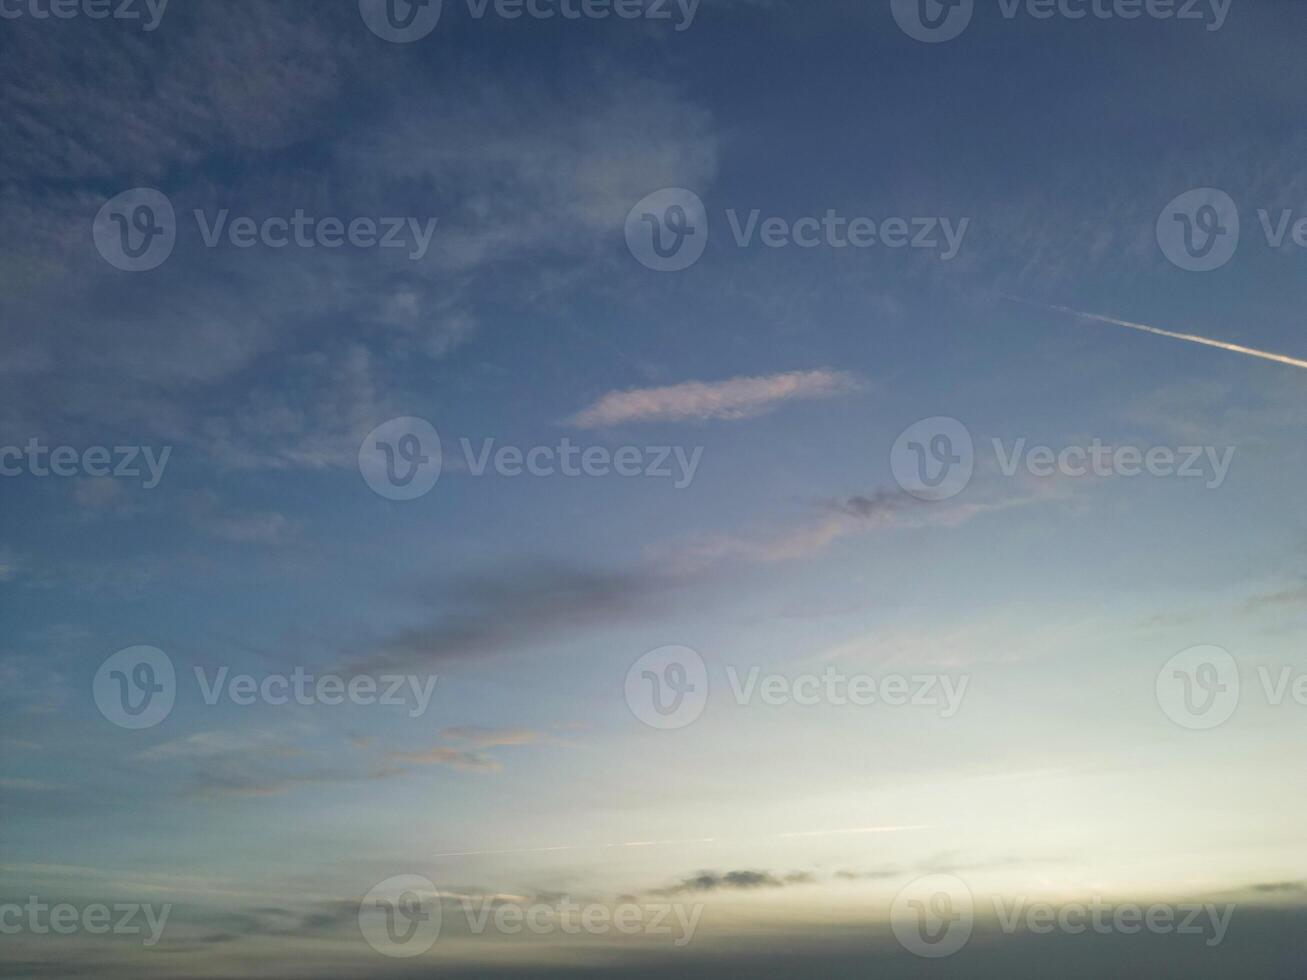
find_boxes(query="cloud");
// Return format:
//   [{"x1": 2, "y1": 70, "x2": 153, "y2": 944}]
[
  {"x1": 833, "y1": 869, "x2": 899, "y2": 881},
  {"x1": 184, "y1": 491, "x2": 292, "y2": 544},
  {"x1": 0, "y1": 548, "x2": 20, "y2": 583},
  {"x1": 138, "y1": 731, "x2": 300, "y2": 762},
  {"x1": 0, "y1": 1, "x2": 351, "y2": 183},
  {"x1": 344, "y1": 562, "x2": 673, "y2": 674},
  {"x1": 0, "y1": 778, "x2": 58, "y2": 793},
  {"x1": 201, "y1": 344, "x2": 399, "y2": 472},
  {"x1": 1243, "y1": 583, "x2": 1307, "y2": 614},
  {"x1": 0, "y1": 34, "x2": 718, "y2": 468},
  {"x1": 569, "y1": 370, "x2": 860, "y2": 428},
  {"x1": 442, "y1": 726, "x2": 544, "y2": 747},
  {"x1": 140, "y1": 731, "x2": 402, "y2": 799},
  {"x1": 657, "y1": 484, "x2": 1035, "y2": 572},
  {"x1": 187, "y1": 901, "x2": 360, "y2": 946},
  {"x1": 339, "y1": 67, "x2": 718, "y2": 271},
  {"x1": 70, "y1": 479, "x2": 137, "y2": 518},
  {"x1": 388, "y1": 747, "x2": 501, "y2": 773},
  {"x1": 651, "y1": 870, "x2": 816, "y2": 895},
  {"x1": 1250, "y1": 881, "x2": 1307, "y2": 895}
]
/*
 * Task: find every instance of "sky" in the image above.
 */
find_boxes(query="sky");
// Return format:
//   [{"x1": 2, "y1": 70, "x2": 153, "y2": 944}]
[{"x1": 3, "y1": 0, "x2": 1307, "y2": 976}]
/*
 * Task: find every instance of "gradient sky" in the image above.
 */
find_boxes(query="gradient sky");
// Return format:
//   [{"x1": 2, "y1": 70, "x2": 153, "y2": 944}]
[{"x1": 3, "y1": 1, "x2": 1307, "y2": 977}]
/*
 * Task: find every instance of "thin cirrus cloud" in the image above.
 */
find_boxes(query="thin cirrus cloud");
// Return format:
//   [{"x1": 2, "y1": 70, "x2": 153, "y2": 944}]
[{"x1": 568, "y1": 370, "x2": 861, "y2": 428}]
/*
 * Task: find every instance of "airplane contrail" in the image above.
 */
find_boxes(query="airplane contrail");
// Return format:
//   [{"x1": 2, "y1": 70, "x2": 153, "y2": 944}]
[{"x1": 1008, "y1": 297, "x2": 1307, "y2": 371}]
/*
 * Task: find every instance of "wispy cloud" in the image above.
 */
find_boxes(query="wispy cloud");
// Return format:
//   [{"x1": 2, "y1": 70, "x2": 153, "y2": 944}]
[
  {"x1": 344, "y1": 563, "x2": 672, "y2": 674},
  {"x1": 657, "y1": 485, "x2": 1035, "y2": 572},
  {"x1": 442, "y1": 726, "x2": 544, "y2": 748},
  {"x1": 650, "y1": 870, "x2": 816, "y2": 896},
  {"x1": 569, "y1": 370, "x2": 860, "y2": 428},
  {"x1": 388, "y1": 747, "x2": 501, "y2": 773}
]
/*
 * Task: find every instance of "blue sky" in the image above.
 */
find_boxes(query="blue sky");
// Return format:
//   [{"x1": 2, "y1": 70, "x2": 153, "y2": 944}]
[{"x1": 3, "y1": 1, "x2": 1307, "y2": 976}]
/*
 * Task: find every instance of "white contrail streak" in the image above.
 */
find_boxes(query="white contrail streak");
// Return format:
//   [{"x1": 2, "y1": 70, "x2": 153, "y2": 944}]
[{"x1": 1010, "y1": 298, "x2": 1307, "y2": 371}]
